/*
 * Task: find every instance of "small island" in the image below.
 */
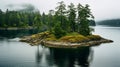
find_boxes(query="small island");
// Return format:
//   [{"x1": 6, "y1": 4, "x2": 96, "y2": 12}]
[
  {"x1": 20, "y1": 31, "x2": 113, "y2": 48},
  {"x1": 19, "y1": 1, "x2": 113, "y2": 48}
]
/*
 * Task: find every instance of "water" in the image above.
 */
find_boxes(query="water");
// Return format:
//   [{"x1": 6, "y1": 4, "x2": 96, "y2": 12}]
[
  {"x1": 0, "y1": 26, "x2": 120, "y2": 67},
  {"x1": 90, "y1": 26, "x2": 120, "y2": 67}
]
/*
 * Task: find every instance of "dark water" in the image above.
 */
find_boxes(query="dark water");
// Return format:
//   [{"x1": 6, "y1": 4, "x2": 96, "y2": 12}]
[
  {"x1": 0, "y1": 29, "x2": 41, "y2": 38},
  {"x1": 0, "y1": 26, "x2": 120, "y2": 67}
]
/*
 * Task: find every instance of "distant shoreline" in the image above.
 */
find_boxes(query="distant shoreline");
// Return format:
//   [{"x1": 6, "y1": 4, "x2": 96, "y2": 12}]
[{"x1": 0, "y1": 27, "x2": 36, "y2": 30}]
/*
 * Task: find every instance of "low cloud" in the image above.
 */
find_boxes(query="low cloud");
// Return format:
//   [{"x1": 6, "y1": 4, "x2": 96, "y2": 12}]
[{"x1": 6, "y1": 3, "x2": 38, "y2": 12}]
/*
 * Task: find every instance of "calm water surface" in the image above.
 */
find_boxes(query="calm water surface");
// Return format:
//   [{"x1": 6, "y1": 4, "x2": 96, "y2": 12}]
[{"x1": 0, "y1": 26, "x2": 120, "y2": 67}]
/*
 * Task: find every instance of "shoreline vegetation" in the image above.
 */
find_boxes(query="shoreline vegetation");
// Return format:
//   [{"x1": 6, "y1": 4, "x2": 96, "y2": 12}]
[
  {"x1": 20, "y1": 31, "x2": 113, "y2": 48},
  {"x1": 97, "y1": 19, "x2": 120, "y2": 27},
  {"x1": 0, "y1": 1, "x2": 113, "y2": 48},
  {"x1": 19, "y1": 1, "x2": 113, "y2": 48}
]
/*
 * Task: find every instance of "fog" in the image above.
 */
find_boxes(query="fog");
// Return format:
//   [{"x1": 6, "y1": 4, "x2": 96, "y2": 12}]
[{"x1": 0, "y1": 0, "x2": 120, "y2": 21}]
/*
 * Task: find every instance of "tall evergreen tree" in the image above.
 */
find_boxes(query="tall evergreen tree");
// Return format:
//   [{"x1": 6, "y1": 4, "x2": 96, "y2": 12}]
[
  {"x1": 41, "y1": 12, "x2": 46, "y2": 24},
  {"x1": 0, "y1": 9, "x2": 3, "y2": 27},
  {"x1": 5, "y1": 9, "x2": 9, "y2": 27},
  {"x1": 55, "y1": 1, "x2": 66, "y2": 29},
  {"x1": 48, "y1": 10, "x2": 55, "y2": 32},
  {"x1": 77, "y1": 4, "x2": 94, "y2": 36},
  {"x1": 0, "y1": 1, "x2": 94, "y2": 36},
  {"x1": 68, "y1": 3, "x2": 76, "y2": 32},
  {"x1": 33, "y1": 12, "x2": 41, "y2": 28}
]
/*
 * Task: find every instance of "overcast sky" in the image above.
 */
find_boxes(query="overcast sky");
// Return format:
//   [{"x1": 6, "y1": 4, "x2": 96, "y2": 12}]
[{"x1": 0, "y1": 0, "x2": 120, "y2": 21}]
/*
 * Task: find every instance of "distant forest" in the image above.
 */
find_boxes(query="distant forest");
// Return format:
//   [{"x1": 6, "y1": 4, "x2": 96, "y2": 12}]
[
  {"x1": 0, "y1": 1, "x2": 96, "y2": 36},
  {"x1": 97, "y1": 19, "x2": 120, "y2": 27},
  {"x1": 0, "y1": 9, "x2": 47, "y2": 28},
  {"x1": 0, "y1": 10, "x2": 95, "y2": 28}
]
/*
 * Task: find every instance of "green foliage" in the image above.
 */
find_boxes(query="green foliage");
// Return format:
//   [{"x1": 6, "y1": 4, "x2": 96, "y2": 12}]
[
  {"x1": 33, "y1": 12, "x2": 42, "y2": 28},
  {"x1": 0, "y1": 1, "x2": 95, "y2": 37},
  {"x1": 0, "y1": 9, "x2": 42, "y2": 28},
  {"x1": 53, "y1": 22, "x2": 66, "y2": 38},
  {"x1": 55, "y1": 1, "x2": 67, "y2": 30},
  {"x1": 68, "y1": 3, "x2": 76, "y2": 32},
  {"x1": 77, "y1": 4, "x2": 94, "y2": 36},
  {"x1": 55, "y1": 1, "x2": 66, "y2": 16},
  {"x1": 89, "y1": 20, "x2": 96, "y2": 26}
]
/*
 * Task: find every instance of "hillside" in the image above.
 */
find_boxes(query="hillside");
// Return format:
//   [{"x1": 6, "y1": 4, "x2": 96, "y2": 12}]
[{"x1": 97, "y1": 19, "x2": 120, "y2": 27}]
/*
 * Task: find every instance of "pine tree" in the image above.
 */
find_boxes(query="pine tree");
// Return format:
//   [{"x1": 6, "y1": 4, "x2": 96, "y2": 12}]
[
  {"x1": 68, "y1": 3, "x2": 76, "y2": 32},
  {"x1": 77, "y1": 4, "x2": 94, "y2": 36},
  {"x1": 55, "y1": 1, "x2": 67, "y2": 29},
  {"x1": 33, "y1": 12, "x2": 41, "y2": 28}
]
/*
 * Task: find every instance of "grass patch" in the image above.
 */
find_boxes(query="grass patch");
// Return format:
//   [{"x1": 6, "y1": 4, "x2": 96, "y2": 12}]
[
  {"x1": 87, "y1": 35, "x2": 102, "y2": 40},
  {"x1": 45, "y1": 34, "x2": 57, "y2": 41},
  {"x1": 41, "y1": 32, "x2": 103, "y2": 43},
  {"x1": 29, "y1": 31, "x2": 103, "y2": 43},
  {"x1": 66, "y1": 32, "x2": 80, "y2": 36},
  {"x1": 59, "y1": 33, "x2": 90, "y2": 43}
]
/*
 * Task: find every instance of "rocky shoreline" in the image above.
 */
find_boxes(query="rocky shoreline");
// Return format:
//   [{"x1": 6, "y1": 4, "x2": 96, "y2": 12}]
[
  {"x1": 0, "y1": 27, "x2": 35, "y2": 30},
  {"x1": 20, "y1": 33, "x2": 113, "y2": 48},
  {"x1": 43, "y1": 39, "x2": 113, "y2": 48}
]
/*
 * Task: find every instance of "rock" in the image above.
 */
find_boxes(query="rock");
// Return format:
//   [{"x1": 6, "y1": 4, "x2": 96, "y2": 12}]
[{"x1": 19, "y1": 33, "x2": 113, "y2": 48}]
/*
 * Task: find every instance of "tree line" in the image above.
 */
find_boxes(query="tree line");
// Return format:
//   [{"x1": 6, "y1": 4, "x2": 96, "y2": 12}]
[
  {"x1": 0, "y1": 9, "x2": 47, "y2": 28},
  {"x1": 0, "y1": 1, "x2": 94, "y2": 36},
  {"x1": 97, "y1": 19, "x2": 120, "y2": 27},
  {"x1": 50, "y1": 1, "x2": 94, "y2": 37}
]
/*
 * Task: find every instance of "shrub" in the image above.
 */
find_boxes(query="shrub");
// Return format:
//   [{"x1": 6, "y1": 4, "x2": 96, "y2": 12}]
[{"x1": 53, "y1": 22, "x2": 66, "y2": 38}]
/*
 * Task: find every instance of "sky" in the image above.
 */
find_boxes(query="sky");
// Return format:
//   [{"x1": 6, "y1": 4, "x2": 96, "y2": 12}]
[{"x1": 0, "y1": 0, "x2": 120, "y2": 21}]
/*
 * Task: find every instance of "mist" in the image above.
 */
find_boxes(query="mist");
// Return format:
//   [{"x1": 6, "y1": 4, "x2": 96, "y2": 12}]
[
  {"x1": 0, "y1": 0, "x2": 120, "y2": 21},
  {"x1": 6, "y1": 4, "x2": 38, "y2": 12}
]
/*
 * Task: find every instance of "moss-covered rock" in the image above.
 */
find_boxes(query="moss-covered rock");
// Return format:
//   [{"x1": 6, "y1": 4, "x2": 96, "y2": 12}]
[
  {"x1": 19, "y1": 31, "x2": 113, "y2": 48},
  {"x1": 87, "y1": 35, "x2": 102, "y2": 40},
  {"x1": 45, "y1": 34, "x2": 57, "y2": 41},
  {"x1": 59, "y1": 34, "x2": 90, "y2": 43}
]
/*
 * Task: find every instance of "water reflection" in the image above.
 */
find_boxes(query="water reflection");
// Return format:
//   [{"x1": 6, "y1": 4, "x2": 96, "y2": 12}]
[
  {"x1": 35, "y1": 46, "x2": 53, "y2": 67},
  {"x1": 0, "y1": 29, "x2": 40, "y2": 38},
  {"x1": 36, "y1": 46, "x2": 94, "y2": 67},
  {"x1": 36, "y1": 46, "x2": 41, "y2": 63}
]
